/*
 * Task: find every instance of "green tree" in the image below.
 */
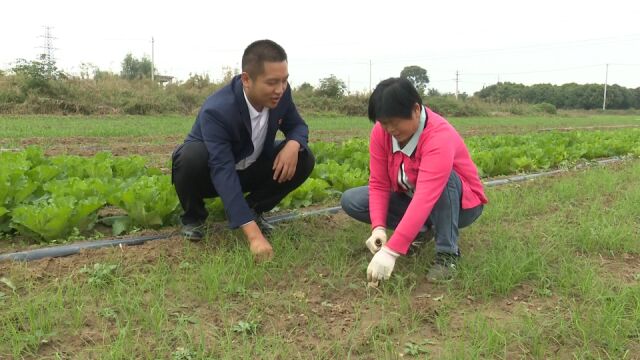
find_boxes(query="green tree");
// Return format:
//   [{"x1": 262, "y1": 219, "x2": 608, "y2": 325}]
[
  {"x1": 475, "y1": 82, "x2": 526, "y2": 103},
  {"x1": 221, "y1": 66, "x2": 239, "y2": 83},
  {"x1": 183, "y1": 73, "x2": 212, "y2": 90},
  {"x1": 427, "y1": 88, "x2": 441, "y2": 97},
  {"x1": 297, "y1": 82, "x2": 314, "y2": 92},
  {"x1": 474, "y1": 82, "x2": 637, "y2": 109},
  {"x1": 295, "y1": 82, "x2": 314, "y2": 97},
  {"x1": 94, "y1": 70, "x2": 118, "y2": 81},
  {"x1": 11, "y1": 55, "x2": 65, "y2": 95},
  {"x1": 79, "y1": 62, "x2": 99, "y2": 80},
  {"x1": 400, "y1": 65, "x2": 429, "y2": 95},
  {"x1": 120, "y1": 53, "x2": 153, "y2": 80},
  {"x1": 317, "y1": 75, "x2": 347, "y2": 98},
  {"x1": 632, "y1": 87, "x2": 640, "y2": 109}
]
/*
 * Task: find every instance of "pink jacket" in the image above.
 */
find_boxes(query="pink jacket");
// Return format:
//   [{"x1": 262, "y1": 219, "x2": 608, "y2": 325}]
[{"x1": 369, "y1": 106, "x2": 488, "y2": 255}]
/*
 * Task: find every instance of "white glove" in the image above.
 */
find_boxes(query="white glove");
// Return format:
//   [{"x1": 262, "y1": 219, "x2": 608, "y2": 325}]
[
  {"x1": 367, "y1": 246, "x2": 400, "y2": 282},
  {"x1": 365, "y1": 227, "x2": 387, "y2": 254}
]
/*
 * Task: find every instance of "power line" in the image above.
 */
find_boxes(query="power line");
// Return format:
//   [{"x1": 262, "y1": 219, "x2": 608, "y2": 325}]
[
  {"x1": 464, "y1": 64, "x2": 604, "y2": 76},
  {"x1": 369, "y1": 33, "x2": 640, "y2": 65}
]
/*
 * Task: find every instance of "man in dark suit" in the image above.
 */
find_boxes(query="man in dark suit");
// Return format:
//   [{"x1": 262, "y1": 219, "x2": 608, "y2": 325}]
[{"x1": 171, "y1": 40, "x2": 314, "y2": 261}]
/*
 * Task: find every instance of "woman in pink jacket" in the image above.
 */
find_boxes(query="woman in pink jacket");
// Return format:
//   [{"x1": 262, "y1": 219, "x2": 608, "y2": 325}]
[{"x1": 341, "y1": 78, "x2": 488, "y2": 282}]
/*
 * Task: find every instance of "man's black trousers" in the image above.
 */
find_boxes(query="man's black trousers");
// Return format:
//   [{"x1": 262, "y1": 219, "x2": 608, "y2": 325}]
[{"x1": 171, "y1": 140, "x2": 315, "y2": 226}]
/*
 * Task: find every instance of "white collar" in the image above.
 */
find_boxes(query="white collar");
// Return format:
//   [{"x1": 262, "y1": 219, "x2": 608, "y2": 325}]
[
  {"x1": 392, "y1": 106, "x2": 426, "y2": 155},
  {"x1": 243, "y1": 89, "x2": 266, "y2": 120}
]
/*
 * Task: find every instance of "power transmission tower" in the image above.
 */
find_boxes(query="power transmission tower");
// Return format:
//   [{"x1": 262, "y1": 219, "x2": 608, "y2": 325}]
[{"x1": 38, "y1": 26, "x2": 57, "y2": 77}]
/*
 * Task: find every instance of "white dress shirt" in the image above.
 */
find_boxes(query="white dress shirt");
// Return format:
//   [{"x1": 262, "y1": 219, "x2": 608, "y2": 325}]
[{"x1": 236, "y1": 90, "x2": 270, "y2": 170}]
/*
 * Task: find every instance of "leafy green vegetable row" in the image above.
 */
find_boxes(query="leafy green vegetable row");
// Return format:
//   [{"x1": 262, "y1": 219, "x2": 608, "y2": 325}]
[
  {"x1": 1, "y1": 148, "x2": 177, "y2": 241},
  {"x1": 2, "y1": 129, "x2": 639, "y2": 242},
  {"x1": 280, "y1": 129, "x2": 640, "y2": 209}
]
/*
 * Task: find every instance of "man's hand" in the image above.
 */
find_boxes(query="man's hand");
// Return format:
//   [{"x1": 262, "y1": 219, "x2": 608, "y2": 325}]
[
  {"x1": 241, "y1": 221, "x2": 274, "y2": 262},
  {"x1": 366, "y1": 246, "x2": 400, "y2": 282},
  {"x1": 273, "y1": 140, "x2": 300, "y2": 183},
  {"x1": 365, "y1": 227, "x2": 387, "y2": 254}
]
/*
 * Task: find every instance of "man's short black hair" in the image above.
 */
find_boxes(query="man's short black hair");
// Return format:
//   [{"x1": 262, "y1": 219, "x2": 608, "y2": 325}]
[
  {"x1": 241, "y1": 40, "x2": 288, "y2": 79},
  {"x1": 368, "y1": 77, "x2": 423, "y2": 123}
]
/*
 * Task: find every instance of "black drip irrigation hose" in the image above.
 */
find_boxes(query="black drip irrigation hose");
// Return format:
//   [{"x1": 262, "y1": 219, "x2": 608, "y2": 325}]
[
  {"x1": 264, "y1": 206, "x2": 342, "y2": 224},
  {"x1": 0, "y1": 156, "x2": 627, "y2": 263},
  {"x1": 483, "y1": 156, "x2": 623, "y2": 187},
  {"x1": 0, "y1": 234, "x2": 171, "y2": 262}
]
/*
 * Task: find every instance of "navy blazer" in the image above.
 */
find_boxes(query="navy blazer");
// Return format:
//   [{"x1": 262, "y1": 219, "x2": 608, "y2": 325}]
[{"x1": 184, "y1": 75, "x2": 309, "y2": 228}]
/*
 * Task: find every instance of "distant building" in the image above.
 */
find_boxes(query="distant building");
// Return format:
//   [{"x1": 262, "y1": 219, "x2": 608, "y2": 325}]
[{"x1": 155, "y1": 75, "x2": 174, "y2": 85}]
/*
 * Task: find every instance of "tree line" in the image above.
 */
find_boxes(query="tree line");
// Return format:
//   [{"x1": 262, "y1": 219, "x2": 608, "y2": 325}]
[
  {"x1": 475, "y1": 82, "x2": 640, "y2": 110},
  {"x1": 0, "y1": 54, "x2": 637, "y2": 116}
]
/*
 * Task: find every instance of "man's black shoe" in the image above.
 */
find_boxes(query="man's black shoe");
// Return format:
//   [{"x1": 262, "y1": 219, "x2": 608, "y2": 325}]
[{"x1": 181, "y1": 223, "x2": 205, "y2": 242}]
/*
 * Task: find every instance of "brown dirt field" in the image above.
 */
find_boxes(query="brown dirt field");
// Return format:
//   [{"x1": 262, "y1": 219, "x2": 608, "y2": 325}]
[{"x1": 0, "y1": 214, "x2": 457, "y2": 358}]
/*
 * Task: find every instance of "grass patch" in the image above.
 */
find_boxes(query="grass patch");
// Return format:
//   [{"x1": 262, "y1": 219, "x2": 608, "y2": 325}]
[
  {"x1": 0, "y1": 114, "x2": 638, "y2": 140},
  {"x1": 0, "y1": 160, "x2": 639, "y2": 358}
]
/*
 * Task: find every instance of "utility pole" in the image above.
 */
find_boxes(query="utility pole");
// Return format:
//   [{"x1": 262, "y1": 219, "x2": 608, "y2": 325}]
[
  {"x1": 602, "y1": 63, "x2": 608, "y2": 111},
  {"x1": 455, "y1": 70, "x2": 459, "y2": 100},
  {"x1": 151, "y1": 37, "x2": 155, "y2": 81},
  {"x1": 369, "y1": 59, "x2": 372, "y2": 93}
]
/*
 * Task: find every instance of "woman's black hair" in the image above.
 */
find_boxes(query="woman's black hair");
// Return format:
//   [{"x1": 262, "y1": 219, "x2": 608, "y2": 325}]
[{"x1": 367, "y1": 77, "x2": 422, "y2": 123}]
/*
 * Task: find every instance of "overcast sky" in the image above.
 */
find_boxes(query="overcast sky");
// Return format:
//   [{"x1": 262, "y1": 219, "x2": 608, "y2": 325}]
[{"x1": 2, "y1": 0, "x2": 639, "y2": 95}]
